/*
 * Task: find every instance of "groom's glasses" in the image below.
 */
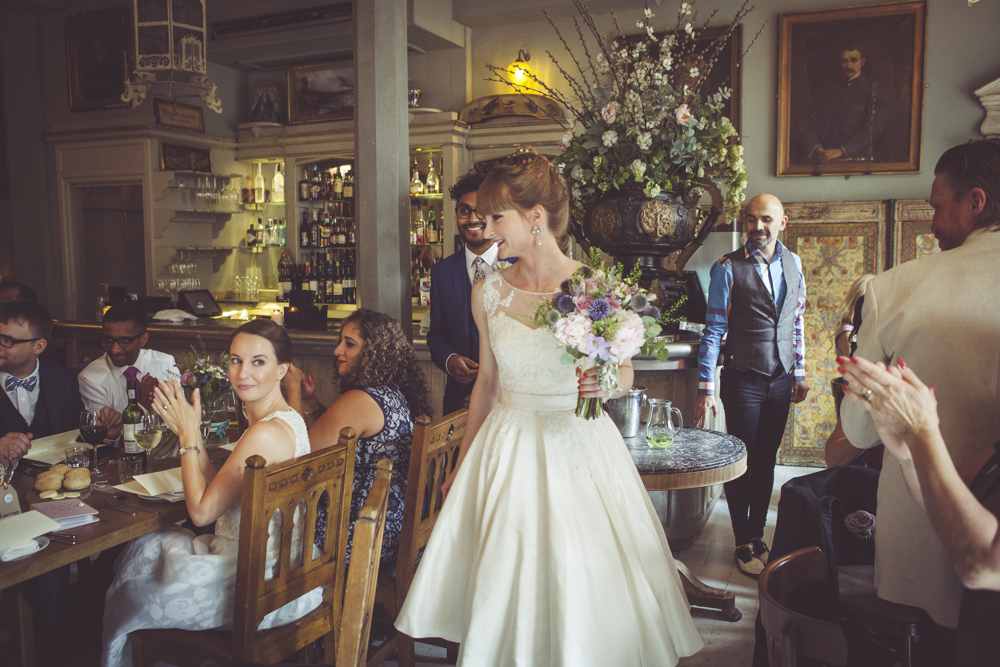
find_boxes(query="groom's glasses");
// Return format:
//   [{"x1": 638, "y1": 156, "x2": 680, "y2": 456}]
[{"x1": 456, "y1": 204, "x2": 486, "y2": 221}]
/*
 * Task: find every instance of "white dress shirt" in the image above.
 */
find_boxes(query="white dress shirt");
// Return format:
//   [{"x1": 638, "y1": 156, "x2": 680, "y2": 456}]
[
  {"x1": 78, "y1": 348, "x2": 177, "y2": 413},
  {"x1": 464, "y1": 243, "x2": 501, "y2": 285},
  {"x1": 1, "y1": 361, "x2": 41, "y2": 425}
]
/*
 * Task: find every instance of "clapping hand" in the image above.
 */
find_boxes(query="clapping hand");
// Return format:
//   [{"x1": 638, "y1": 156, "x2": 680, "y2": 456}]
[
  {"x1": 281, "y1": 363, "x2": 316, "y2": 401},
  {"x1": 0, "y1": 432, "x2": 32, "y2": 469},
  {"x1": 152, "y1": 378, "x2": 201, "y2": 439},
  {"x1": 839, "y1": 356, "x2": 939, "y2": 462},
  {"x1": 100, "y1": 406, "x2": 124, "y2": 440}
]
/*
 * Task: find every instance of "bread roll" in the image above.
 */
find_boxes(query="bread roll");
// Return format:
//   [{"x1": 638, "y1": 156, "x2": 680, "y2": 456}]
[
  {"x1": 63, "y1": 475, "x2": 91, "y2": 490},
  {"x1": 49, "y1": 463, "x2": 72, "y2": 474},
  {"x1": 35, "y1": 476, "x2": 63, "y2": 492}
]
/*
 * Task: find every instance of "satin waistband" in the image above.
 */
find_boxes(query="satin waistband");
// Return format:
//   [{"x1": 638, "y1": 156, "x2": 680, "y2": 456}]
[{"x1": 497, "y1": 389, "x2": 577, "y2": 411}]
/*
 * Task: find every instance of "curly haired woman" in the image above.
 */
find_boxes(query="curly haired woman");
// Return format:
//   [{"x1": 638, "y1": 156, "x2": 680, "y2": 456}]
[{"x1": 284, "y1": 308, "x2": 430, "y2": 562}]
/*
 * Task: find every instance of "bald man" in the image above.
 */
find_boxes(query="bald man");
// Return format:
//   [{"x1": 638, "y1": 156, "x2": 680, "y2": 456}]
[{"x1": 693, "y1": 194, "x2": 809, "y2": 576}]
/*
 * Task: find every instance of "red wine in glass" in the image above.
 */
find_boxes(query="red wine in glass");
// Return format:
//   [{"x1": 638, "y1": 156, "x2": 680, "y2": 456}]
[{"x1": 80, "y1": 425, "x2": 108, "y2": 444}]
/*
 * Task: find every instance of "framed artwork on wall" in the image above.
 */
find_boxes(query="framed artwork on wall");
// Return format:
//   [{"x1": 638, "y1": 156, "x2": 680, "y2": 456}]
[
  {"x1": 153, "y1": 99, "x2": 206, "y2": 133},
  {"x1": 776, "y1": 1, "x2": 926, "y2": 177},
  {"x1": 891, "y1": 199, "x2": 938, "y2": 266},
  {"x1": 287, "y1": 60, "x2": 354, "y2": 125},
  {"x1": 159, "y1": 142, "x2": 212, "y2": 172},
  {"x1": 65, "y1": 8, "x2": 132, "y2": 112}
]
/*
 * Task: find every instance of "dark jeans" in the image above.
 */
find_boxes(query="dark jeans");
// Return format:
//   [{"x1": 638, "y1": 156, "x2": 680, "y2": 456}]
[{"x1": 720, "y1": 367, "x2": 793, "y2": 546}]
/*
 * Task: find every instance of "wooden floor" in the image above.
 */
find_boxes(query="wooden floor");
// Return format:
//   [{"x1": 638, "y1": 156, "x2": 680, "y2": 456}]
[{"x1": 388, "y1": 464, "x2": 816, "y2": 667}]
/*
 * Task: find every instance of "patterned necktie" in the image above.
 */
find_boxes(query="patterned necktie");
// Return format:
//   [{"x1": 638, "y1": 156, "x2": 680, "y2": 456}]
[
  {"x1": 472, "y1": 256, "x2": 486, "y2": 284},
  {"x1": 123, "y1": 366, "x2": 139, "y2": 382},
  {"x1": 5, "y1": 376, "x2": 37, "y2": 392}
]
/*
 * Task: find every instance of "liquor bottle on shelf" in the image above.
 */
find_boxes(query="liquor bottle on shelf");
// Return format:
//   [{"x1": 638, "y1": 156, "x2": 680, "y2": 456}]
[
  {"x1": 309, "y1": 257, "x2": 319, "y2": 293},
  {"x1": 425, "y1": 158, "x2": 439, "y2": 195},
  {"x1": 347, "y1": 218, "x2": 356, "y2": 245},
  {"x1": 409, "y1": 158, "x2": 424, "y2": 195},
  {"x1": 255, "y1": 218, "x2": 264, "y2": 246},
  {"x1": 319, "y1": 171, "x2": 330, "y2": 201},
  {"x1": 277, "y1": 252, "x2": 292, "y2": 301},
  {"x1": 272, "y1": 163, "x2": 285, "y2": 203},
  {"x1": 300, "y1": 211, "x2": 311, "y2": 247},
  {"x1": 343, "y1": 170, "x2": 354, "y2": 198},
  {"x1": 310, "y1": 166, "x2": 321, "y2": 201},
  {"x1": 299, "y1": 168, "x2": 310, "y2": 201},
  {"x1": 246, "y1": 220, "x2": 257, "y2": 248},
  {"x1": 427, "y1": 209, "x2": 439, "y2": 244},
  {"x1": 334, "y1": 169, "x2": 344, "y2": 199},
  {"x1": 416, "y1": 207, "x2": 427, "y2": 244},
  {"x1": 333, "y1": 255, "x2": 344, "y2": 304},
  {"x1": 320, "y1": 206, "x2": 332, "y2": 247},
  {"x1": 278, "y1": 218, "x2": 287, "y2": 247},
  {"x1": 254, "y1": 164, "x2": 265, "y2": 204},
  {"x1": 310, "y1": 210, "x2": 321, "y2": 247}
]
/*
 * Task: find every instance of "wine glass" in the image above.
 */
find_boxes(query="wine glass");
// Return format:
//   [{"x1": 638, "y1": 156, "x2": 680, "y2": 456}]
[
  {"x1": 135, "y1": 412, "x2": 165, "y2": 473},
  {"x1": 80, "y1": 410, "x2": 110, "y2": 481}
]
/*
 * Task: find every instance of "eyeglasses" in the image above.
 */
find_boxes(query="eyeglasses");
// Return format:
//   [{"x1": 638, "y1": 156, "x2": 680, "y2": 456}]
[
  {"x1": 101, "y1": 335, "x2": 142, "y2": 348},
  {"x1": 456, "y1": 204, "x2": 487, "y2": 221},
  {"x1": 0, "y1": 334, "x2": 41, "y2": 349}
]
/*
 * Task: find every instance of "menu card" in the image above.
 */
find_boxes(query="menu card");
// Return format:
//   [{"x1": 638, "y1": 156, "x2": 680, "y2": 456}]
[
  {"x1": 30, "y1": 498, "x2": 99, "y2": 530},
  {"x1": 23, "y1": 429, "x2": 81, "y2": 465}
]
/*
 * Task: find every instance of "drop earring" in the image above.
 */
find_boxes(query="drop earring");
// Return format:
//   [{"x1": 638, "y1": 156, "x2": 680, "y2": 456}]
[{"x1": 531, "y1": 225, "x2": 542, "y2": 245}]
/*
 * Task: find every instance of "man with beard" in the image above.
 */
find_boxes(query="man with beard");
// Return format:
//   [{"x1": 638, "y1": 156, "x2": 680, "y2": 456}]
[
  {"x1": 801, "y1": 44, "x2": 888, "y2": 164},
  {"x1": 428, "y1": 170, "x2": 505, "y2": 416},
  {"x1": 693, "y1": 193, "x2": 809, "y2": 576}
]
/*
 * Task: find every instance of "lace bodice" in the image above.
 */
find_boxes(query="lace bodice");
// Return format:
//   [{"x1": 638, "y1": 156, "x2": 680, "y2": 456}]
[
  {"x1": 484, "y1": 272, "x2": 579, "y2": 396},
  {"x1": 216, "y1": 409, "x2": 312, "y2": 542}
]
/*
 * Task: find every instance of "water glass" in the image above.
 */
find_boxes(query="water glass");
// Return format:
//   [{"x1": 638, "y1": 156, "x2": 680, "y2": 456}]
[
  {"x1": 65, "y1": 444, "x2": 94, "y2": 469},
  {"x1": 118, "y1": 455, "x2": 143, "y2": 483}
]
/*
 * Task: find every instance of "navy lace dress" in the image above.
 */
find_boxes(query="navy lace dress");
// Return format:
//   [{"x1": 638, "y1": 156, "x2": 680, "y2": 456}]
[{"x1": 315, "y1": 385, "x2": 413, "y2": 564}]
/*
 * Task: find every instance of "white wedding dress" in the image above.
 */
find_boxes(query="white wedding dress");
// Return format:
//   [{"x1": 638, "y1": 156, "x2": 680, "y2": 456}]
[
  {"x1": 395, "y1": 272, "x2": 703, "y2": 666},
  {"x1": 101, "y1": 410, "x2": 323, "y2": 667}
]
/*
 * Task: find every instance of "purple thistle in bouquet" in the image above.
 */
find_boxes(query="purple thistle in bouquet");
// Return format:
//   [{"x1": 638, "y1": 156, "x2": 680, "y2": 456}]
[
  {"x1": 532, "y1": 247, "x2": 685, "y2": 419},
  {"x1": 173, "y1": 337, "x2": 232, "y2": 408}
]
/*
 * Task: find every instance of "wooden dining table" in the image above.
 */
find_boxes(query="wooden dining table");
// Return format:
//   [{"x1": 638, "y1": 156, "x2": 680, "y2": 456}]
[{"x1": 0, "y1": 449, "x2": 228, "y2": 667}]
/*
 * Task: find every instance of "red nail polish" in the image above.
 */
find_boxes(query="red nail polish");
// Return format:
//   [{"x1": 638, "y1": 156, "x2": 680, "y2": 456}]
[
  {"x1": 898, "y1": 358, "x2": 907, "y2": 369},
  {"x1": 850, "y1": 357, "x2": 859, "y2": 364},
  {"x1": 837, "y1": 366, "x2": 845, "y2": 375}
]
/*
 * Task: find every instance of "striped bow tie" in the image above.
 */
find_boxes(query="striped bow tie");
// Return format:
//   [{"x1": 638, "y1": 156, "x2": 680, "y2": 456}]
[{"x1": 5, "y1": 376, "x2": 37, "y2": 392}]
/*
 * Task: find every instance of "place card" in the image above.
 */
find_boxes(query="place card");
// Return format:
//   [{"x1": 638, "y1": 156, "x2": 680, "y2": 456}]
[{"x1": 115, "y1": 468, "x2": 184, "y2": 499}]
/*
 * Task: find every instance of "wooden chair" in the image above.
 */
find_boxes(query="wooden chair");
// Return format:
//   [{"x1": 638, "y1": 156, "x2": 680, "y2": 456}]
[
  {"x1": 130, "y1": 427, "x2": 358, "y2": 666},
  {"x1": 337, "y1": 459, "x2": 393, "y2": 667},
  {"x1": 369, "y1": 410, "x2": 467, "y2": 667},
  {"x1": 758, "y1": 546, "x2": 850, "y2": 667}
]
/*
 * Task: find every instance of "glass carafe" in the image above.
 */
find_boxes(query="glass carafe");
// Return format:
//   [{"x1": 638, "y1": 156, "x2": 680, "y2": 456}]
[{"x1": 645, "y1": 399, "x2": 683, "y2": 449}]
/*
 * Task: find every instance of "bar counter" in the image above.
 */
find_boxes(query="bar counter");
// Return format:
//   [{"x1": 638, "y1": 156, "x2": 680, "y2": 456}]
[{"x1": 52, "y1": 320, "x2": 705, "y2": 422}]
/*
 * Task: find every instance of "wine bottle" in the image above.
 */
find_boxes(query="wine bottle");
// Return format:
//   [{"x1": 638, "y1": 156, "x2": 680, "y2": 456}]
[
  {"x1": 122, "y1": 374, "x2": 143, "y2": 455},
  {"x1": 427, "y1": 209, "x2": 439, "y2": 244},
  {"x1": 254, "y1": 163, "x2": 265, "y2": 204},
  {"x1": 310, "y1": 166, "x2": 321, "y2": 201},
  {"x1": 272, "y1": 163, "x2": 285, "y2": 203},
  {"x1": 334, "y1": 170, "x2": 344, "y2": 199},
  {"x1": 343, "y1": 169, "x2": 354, "y2": 198},
  {"x1": 300, "y1": 211, "x2": 310, "y2": 248}
]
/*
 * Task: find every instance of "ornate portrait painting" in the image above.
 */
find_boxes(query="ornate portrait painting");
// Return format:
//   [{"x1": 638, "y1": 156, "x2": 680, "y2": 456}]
[
  {"x1": 66, "y1": 8, "x2": 132, "y2": 112},
  {"x1": 777, "y1": 1, "x2": 926, "y2": 177}
]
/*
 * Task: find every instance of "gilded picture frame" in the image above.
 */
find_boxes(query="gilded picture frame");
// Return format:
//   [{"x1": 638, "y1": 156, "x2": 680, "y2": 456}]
[
  {"x1": 159, "y1": 142, "x2": 212, "y2": 172},
  {"x1": 287, "y1": 60, "x2": 354, "y2": 125},
  {"x1": 154, "y1": 99, "x2": 206, "y2": 133},
  {"x1": 65, "y1": 8, "x2": 132, "y2": 112},
  {"x1": 777, "y1": 1, "x2": 926, "y2": 177}
]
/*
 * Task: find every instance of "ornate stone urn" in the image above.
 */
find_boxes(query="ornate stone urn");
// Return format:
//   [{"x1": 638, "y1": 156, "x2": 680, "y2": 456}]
[{"x1": 577, "y1": 180, "x2": 725, "y2": 331}]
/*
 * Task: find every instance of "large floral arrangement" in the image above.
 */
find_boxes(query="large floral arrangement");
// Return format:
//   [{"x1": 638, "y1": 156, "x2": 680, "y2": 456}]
[
  {"x1": 174, "y1": 337, "x2": 232, "y2": 408},
  {"x1": 488, "y1": 0, "x2": 759, "y2": 223},
  {"x1": 532, "y1": 248, "x2": 685, "y2": 419}
]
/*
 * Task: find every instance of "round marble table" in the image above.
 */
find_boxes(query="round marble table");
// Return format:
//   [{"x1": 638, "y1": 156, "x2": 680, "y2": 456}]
[
  {"x1": 627, "y1": 427, "x2": 748, "y2": 622},
  {"x1": 626, "y1": 427, "x2": 747, "y2": 491}
]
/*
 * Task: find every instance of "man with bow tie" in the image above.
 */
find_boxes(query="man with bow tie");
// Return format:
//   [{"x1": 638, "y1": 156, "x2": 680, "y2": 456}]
[
  {"x1": 428, "y1": 170, "x2": 513, "y2": 416},
  {"x1": 0, "y1": 301, "x2": 83, "y2": 470}
]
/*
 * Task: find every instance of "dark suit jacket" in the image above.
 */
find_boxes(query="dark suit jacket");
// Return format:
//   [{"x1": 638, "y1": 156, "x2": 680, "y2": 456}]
[
  {"x1": 0, "y1": 360, "x2": 84, "y2": 439},
  {"x1": 428, "y1": 251, "x2": 477, "y2": 416}
]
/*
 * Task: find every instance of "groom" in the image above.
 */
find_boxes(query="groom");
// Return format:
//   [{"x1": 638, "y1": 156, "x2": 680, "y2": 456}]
[{"x1": 428, "y1": 170, "x2": 507, "y2": 416}]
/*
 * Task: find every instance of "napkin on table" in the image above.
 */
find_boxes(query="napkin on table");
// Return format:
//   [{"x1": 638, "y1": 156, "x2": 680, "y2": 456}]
[{"x1": 0, "y1": 510, "x2": 60, "y2": 560}]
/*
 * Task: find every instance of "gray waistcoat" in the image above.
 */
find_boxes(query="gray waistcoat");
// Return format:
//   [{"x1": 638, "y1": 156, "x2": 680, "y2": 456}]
[{"x1": 722, "y1": 248, "x2": 801, "y2": 377}]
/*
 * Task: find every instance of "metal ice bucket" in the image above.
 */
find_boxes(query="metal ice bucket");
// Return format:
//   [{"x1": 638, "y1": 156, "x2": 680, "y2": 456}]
[{"x1": 603, "y1": 386, "x2": 647, "y2": 438}]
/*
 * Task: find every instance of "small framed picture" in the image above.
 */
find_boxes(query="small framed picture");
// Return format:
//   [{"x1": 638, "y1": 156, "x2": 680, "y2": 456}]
[
  {"x1": 154, "y1": 99, "x2": 206, "y2": 133},
  {"x1": 777, "y1": 1, "x2": 927, "y2": 177},
  {"x1": 287, "y1": 60, "x2": 354, "y2": 125},
  {"x1": 65, "y1": 8, "x2": 132, "y2": 112},
  {"x1": 159, "y1": 142, "x2": 212, "y2": 172}
]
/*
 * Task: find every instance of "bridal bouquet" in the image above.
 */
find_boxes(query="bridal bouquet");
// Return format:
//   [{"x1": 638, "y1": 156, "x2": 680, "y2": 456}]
[
  {"x1": 173, "y1": 337, "x2": 232, "y2": 408},
  {"x1": 532, "y1": 248, "x2": 684, "y2": 419}
]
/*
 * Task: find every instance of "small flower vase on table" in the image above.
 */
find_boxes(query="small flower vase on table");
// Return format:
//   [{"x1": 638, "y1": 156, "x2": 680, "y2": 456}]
[{"x1": 200, "y1": 394, "x2": 233, "y2": 448}]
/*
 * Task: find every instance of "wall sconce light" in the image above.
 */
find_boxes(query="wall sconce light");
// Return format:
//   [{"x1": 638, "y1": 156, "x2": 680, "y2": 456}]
[{"x1": 507, "y1": 50, "x2": 531, "y2": 87}]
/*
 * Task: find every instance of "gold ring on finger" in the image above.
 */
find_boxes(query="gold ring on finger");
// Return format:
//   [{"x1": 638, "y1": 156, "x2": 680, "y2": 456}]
[{"x1": 863, "y1": 389, "x2": 874, "y2": 402}]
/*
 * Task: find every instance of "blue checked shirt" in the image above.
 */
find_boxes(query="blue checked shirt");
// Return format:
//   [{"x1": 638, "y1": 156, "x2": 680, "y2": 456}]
[{"x1": 697, "y1": 240, "x2": 807, "y2": 395}]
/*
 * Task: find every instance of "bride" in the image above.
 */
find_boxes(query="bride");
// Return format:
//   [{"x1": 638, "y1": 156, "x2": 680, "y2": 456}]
[
  {"x1": 101, "y1": 320, "x2": 321, "y2": 667},
  {"x1": 395, "y1": 147, "x2": 703, "y2": 665}
]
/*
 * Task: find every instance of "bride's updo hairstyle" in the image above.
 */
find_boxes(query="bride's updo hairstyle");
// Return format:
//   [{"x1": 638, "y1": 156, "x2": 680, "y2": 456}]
[{"x1": 476, "y1": 145, "x2": 570, "y2": 238}]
